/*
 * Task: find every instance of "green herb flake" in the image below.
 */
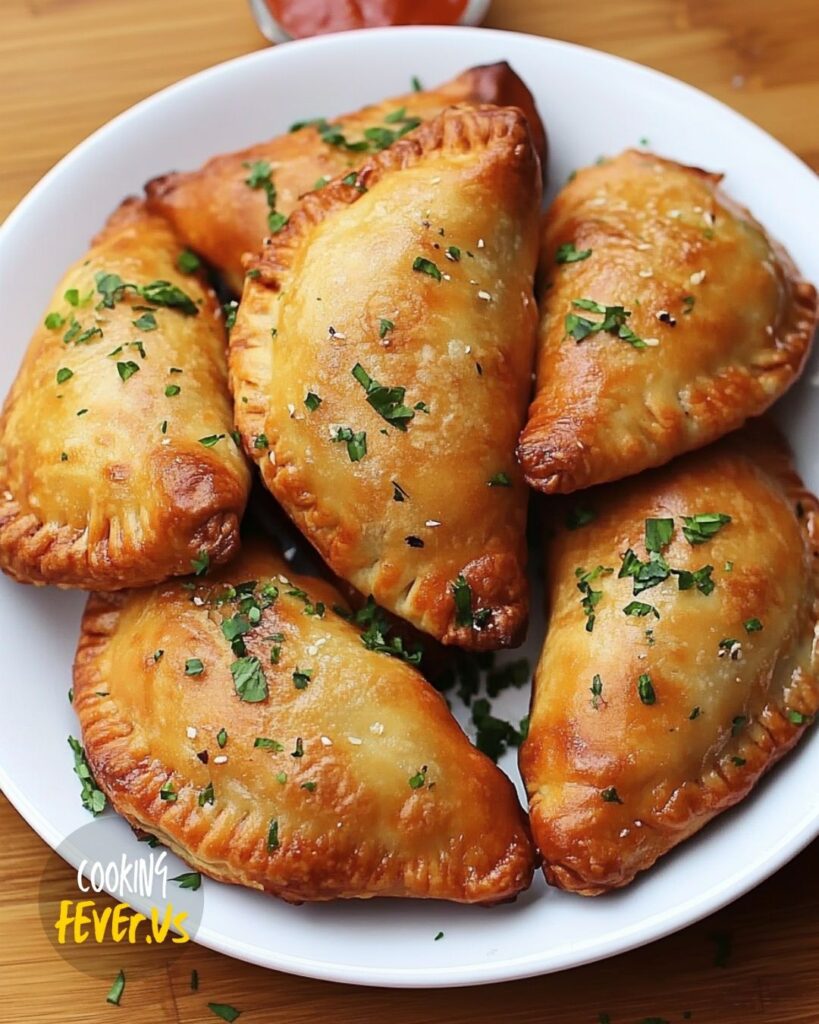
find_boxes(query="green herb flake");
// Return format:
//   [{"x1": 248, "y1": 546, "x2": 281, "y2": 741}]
[
  {"x1": 267, "y1": 819, "x2": 279, "y2": 851},
  {"x1": 117, "y1": 360, "x2": 140, "y2": 382},
  {"x1": 788, "y1": 709, "x2": 811, "y2": 726},
  {"x1": 184, "y1": 658, "x2": 204, "y2": 676},
  {"x1": 690, "y1": 706, "x2": 702, "y2": 720},
  {"x1": 575, "y1": 565, "x2": 613, "y2": 632},
  {"x1": 732, "y1": 715, "x2": 747, "y2": 736},
  {"x1": 331, "y1": 425, "x2": 367, "y2": 462},
  {"x1": 744, "y1": 617, "x2": 763, "y2": 633},
  {"x1": 304, "y1": 391, "x2": 322, "y2": 411},
  {"x1": 56, "y1": 367, "x2": 74, "y2": 384},
  {"x1": 176, "y1": 249, "x2": 201, "y2": 274},
  {"x1": 159, "y1": 780, "x2": 177, "y2": 802},
  {"x1": 231, "y1": 656, "x2": 268, "y2": 702},
  {"x1": 566, "y1": 505, "x2": 596, "y2": 530},
  {"x1": 165, "y1": 384, "x2": 181, "y2": 397},
  {"x1": 591, "y1": 674, "x2": 603, "y2": 709},
  {"x1": 351, "y1": 362, "x2": 418, "y2": 431},
  {"x1": 565, "y1": 298, "x2": 646, "y2": 348},
  {"x1": 488, "y1": 472, "x2": 511, "y2": 487},
  {"x1": 645, "y1": 517, "x2": 674, "y2": 553},
  {"x1": 191, "y1": 550, "x2": 210, "y2": 576},
  {"x1": 556, "y1": 242, "x2": 592, "y2": 264},
  {"x1": 637, "y1": 673, "x2": 656, "y2": 705},
  {"x1": 412, "y1": 256, "x2": 442, "y2": 281},
  {"x1": 254, "y1": 737, "x2": 284, "y2": 751},
  {"x1": 623, "y1": 601, "x2": 659, "y2": 619},
  {"x1": 132, "y1": 310, "x2": 158, "y2": 332},
  {"x1": 216, "y1": 728, "x2": 228, "y2": 749},
  {"x1": 300, "y1": 781, "x2": 317, "y2": 792},
  {"x1": 67, "y1": 735, "x2": 107, "y2": 816},
  {"x1": 170, "y1": 871, "x2": 202, "y2": 891},
  {"x1": 106, "y1": 970, "x2": 125, "y2": 1006},
  {"x1": 601, "y1": 787, "x2": 623, "y2": 804},
  {"x1": 379, "y1": 318, "x2": 395, "y2": 339},
  {"x1": 445, "y1": 245, "x2": 461, "y2": 262},
  {"x1": 682, "y1": 294, "x2": 696, "y2": 314},
  {"x1": 223, "y1": 300, "x2": 239, "y2": 332},
  {"x1": 208, "y1": 1003, "x2": 242, "y2": 1023},
  {"x1": 45, "y1": 311, "x2": 66, "y2": 329},
  {"x1": 409, "y1": 766, "x2": 428, "y2": 789},
  {"x1": 198, "y1": 782, "x2": 215, "y2": 806},
  {"x1": 681, "y1": 512, "x2": 732, "y2": 545},
  {"x1": 292, "y1": 667, "x2": 312, "y2": 690},
  {"x1": 199, "y1": 434, "x2": 225, "y2": 448}
]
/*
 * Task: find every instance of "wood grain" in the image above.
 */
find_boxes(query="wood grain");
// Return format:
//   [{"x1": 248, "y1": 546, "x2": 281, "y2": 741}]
[{"x1": 1, "y1": 1, "x2": 818, "y2": 1021}]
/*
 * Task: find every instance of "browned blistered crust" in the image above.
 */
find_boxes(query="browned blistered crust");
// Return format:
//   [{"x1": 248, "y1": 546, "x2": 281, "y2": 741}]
[
  {"x1": 518, "y1": 150, "x2": 818, "y2": 494},
  {"x1": 145, "y1": 61, "x2": 547, "y2": 292},
  {"x1": 230, "y1": 106, "x2": 542, "y2": 650},
  {"x1": 0, "y1": 199, "x2": 251, "y2": 589},
  {"x1": 73, "y1": 542, "x2": 535, "y2": 904},
  {"x1": 520, "y1": 424, "x2": 819, "y2": 894}
]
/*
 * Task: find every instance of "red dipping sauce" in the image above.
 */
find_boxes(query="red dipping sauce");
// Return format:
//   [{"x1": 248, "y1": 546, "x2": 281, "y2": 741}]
[{"x1": 262, "y1": 0, "x2": 473, "y2": 40}]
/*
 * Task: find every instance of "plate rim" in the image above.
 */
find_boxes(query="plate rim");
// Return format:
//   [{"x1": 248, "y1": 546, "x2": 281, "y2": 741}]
[{"x1": 1, "y1": 23, "x2": 818, "y2": 989}]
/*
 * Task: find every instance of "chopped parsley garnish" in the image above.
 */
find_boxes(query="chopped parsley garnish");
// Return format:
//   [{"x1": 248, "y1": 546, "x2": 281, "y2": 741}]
[
  {"x1": 199, "y1": 434, "x2": 225, "y2": 447},
  {"x1": 208, "y1": 1002, "x2": 242, "y2": 1022},
  {"x1": 231, "y1": 656, "x2": 268, "y2": 702},
  {"x1": 184, "y1": 658, "x2": 204, "y2": 676},
  {"x1": 637, "y1": 673, "x2": 656, "y2": 705},
  {"x1": 392, "y1": 480, "x2": 409, "y2": 502},
  {"x1": 565, "y1": 298, "x2": 645, "y2": 348},
  {"x1": 331, "y1": 425, "x2": 367, "y2": 461},
  {"x1": 191, "y1": 550, "x2": 209, "y2": 576},
  {"x1": 451, "y1": 574, "x2": 490, "y2": 630},
  {"x1": 350, "y1": 595, "x2": 422, "y2": 664},
  {"x1": 412, "y1": 256, "x2": 442, "y2": 281},
  {"x1": 379, "y1": 318, "x2": 394, "y2": 339},
  {"x1": 216, "y1": 728, "x2": 228, "y2": 748},
  {"x1": 223, "y1": 300, "x2": 239, "y2": 332},
  {"x1": 411, "y1": 75, "x2": 422, "y2": 91},
  {"x1": 253, "y1": 434, "x2": 269, "y2": 449},
  {"x1": 591, "y1": 674, "x2": 603, "y2": 709},
  {"x1": 645, "y1": 517, "x2": 674, "y2": 553},
  {"x1": 117, "y1": 360, "x2": 140, "y2": 382},
  {"x1": 352, "y1": 362, "x2": 418, "y2": 430},
  {"x1": 222, "y1": 613, "x2": 252, "y2": 656},
  {"x1": 106, "y1": 970, "x2": 125, "y2": 1006},
  {"x1": 744, "y1": 617, "x2": 763, "y2": 633},
  {"x1": 176, "y1": 249, "x2": 201, "y2": 274},
  {"x1": 675, "y1": 564, "x2": 715, "y2": 595},
  {"x1": 254, "y1": 737, "x2": 283, "y2": 751},
  {"x1": 681, "y1": 513, "x2": 731, "y2": 545},
  {"x1": 788, "y1": 709, "x2": 811, "y2": 726},
  {"x1": 45, "y1": 311, "x2": 66, "y2": 329},
  {"x1": 682, "y1": 294, "x2": 696, "y2": 314},
  {"x1": 601, "y1": 787, "x2": 623, "y2": 804},
  {"x1": 732, "y1": 715, "x2": 747, "y2": 736},
  {"x1": 575, "y1": 565, "x2": 613, "y2": 631},
  {"x1": 56, "y1": 367, "x2": 74, "y2": 384},
  {"x1": 471, "y1": 698, "x2": 526, "y2": 762},
  {"x1": 243, "y1": 159, "x2": 288, "y2": 234},
  {"x1": 165, "y1": 384, "x2": 181, "y2": 397},
  {"x1": 291, "y1": 737, "x2": 304, "y2": 758},
  {"x1": 556, "y1": 242, "x2": 592, "y2": 264},
  {"x1": 732, "y1": 756, "x2": 747, "y2": 767},
  {"x1": 486, "y1": 658, "x2": 530, "y2": 698},
  {"x1": 624, "y1": 600, "x2": 659, "y2": 619},
  {"x1": 292, "y1": 667, "x2": 312, "y2": 690},
  {"x1": 304, "y1": 391, "x2": 322, "y2": 411},
  {"x1": 198, "y1": 782, "x2": 215, "y2": 806},
  {"x1": 301, "y1": 781, "x2": 317, "y2": 792},
  {"x1": 170, "y1": 871, "x2": 202, "y2": 891},
  {"x1": 408, "y1": 766, "x2": 428, "y2": 789},
  {"x1": 159, "y1": 780, "x2": 177, "y2": 802},
  {"x1": 566, "y1": 505, "x2": 596, "y2": 530},
  {"x1": 445, "y1": 245, "x2": 461, "y2": 262},
  {"x1": 94, "y1": 271, "x2": 198, "y2": 315},
  {"x1": 488, "y1": 472, "x2": 511, "y2": 487},
  {"x1": 67, "y1": 735, "x2": 106, "y2": 815}
]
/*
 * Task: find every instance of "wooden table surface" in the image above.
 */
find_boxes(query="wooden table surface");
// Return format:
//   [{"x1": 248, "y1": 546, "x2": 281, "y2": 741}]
[{"x1": 1, "y1": 1, "x2": 818, "y2": 1021}]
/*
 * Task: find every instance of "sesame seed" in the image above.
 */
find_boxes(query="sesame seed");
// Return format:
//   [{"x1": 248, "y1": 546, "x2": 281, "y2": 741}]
[
  {"x1": 192, "y1": 596, "x2": 205, "y2": 606},
  {"x1": 186, "y1": 726, "x2": 197, "y2": 739},
  {"x1": 213, "y1": 755, "x2": 228, "y2": 764},
  {"x1": 306, "y1": 644, "x2": 318, "y2": 656},
  {"x1": 638, "y1": 269, "x2": 653, "y2": 278},
  {"x1": 477, "y1": 290, "x2": 492, "y2": 301},
  {"x1": 689, "y1": 270, "x2": 706, "y2": 285},
  {"x1": 668, "y1": 209, "x2": 681, "y2": 219},
  {"x1": 464, "y1": 345, "x2": 472, "y2": 354},
  {"x1": 442, "y1": 273, "x2": 451, "y2": 281},
  {"x1": 425, "y1": 519, "x2": 441, "y2": 527},
  {"x1": 348, "y1": 736, "x2": 363, "y2": 746},
  {"x1": 320, "y1": 735, "x2": 333, "y2": 746},
  {"x1": 161, "y1": 438, "x2": 171, "y2": 446},
  {"x1": 369, "y1": 722, "x2": 385, "y2": 735},
  {"x1": 635, "y1": 242, "x2": 652, "y2": 251},
  {"x1": 430, "y1": 177, "x2": 441, "y2": 184},
  {"x1": 642, "y1": 337, "x2": 661, "y2": 347},
  {"x1": 3, "y1": 491, "x2": 12, "y2": 501},
  {"x1": 703, "y1": 211, "x2": 715, "y2": 227},
  {"x1": 287, "y1": 403, "x2": 296, "y2": 418},
  {"x1": 269, "y1": 449, "x2": 277, "y2": 464},
  {"x1": 477, "y1": 238, "x2": 485, "y2": 248},
  {"x1": 589, "y1": 196, "x2": 606, "y2": 207}
]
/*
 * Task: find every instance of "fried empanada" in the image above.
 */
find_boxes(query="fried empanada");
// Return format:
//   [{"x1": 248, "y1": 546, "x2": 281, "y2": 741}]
[
  {"x1": 0, "y1": 200, "x2": 250, "y2": 589},
  {"x1": 518, "y1": 150, "x2": 817, "y2": 494},
  {"x1": 73, "y1": 541, "x2": 535, "y2": 903},
  {"x1": 230, "y1": 106, "x2": 542, "y2": 650},
  {"x1": 146, "y1": 62, "x2": 546, "y2": 292},
  {"x1": 520, "y1": 426, "x2": 819, "y2": 894}
]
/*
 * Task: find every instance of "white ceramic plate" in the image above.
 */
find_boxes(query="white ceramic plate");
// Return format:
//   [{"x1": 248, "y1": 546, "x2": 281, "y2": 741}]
[{"x1": 1, "y1": 26, "x2": 818, "y2": 989}]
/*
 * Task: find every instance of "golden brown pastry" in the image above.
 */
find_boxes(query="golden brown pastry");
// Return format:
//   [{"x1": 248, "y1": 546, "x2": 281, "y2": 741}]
[
  {"x1": 146, "y1": 62, "x2": 547, "y2": 292},
  {"x1": 73, "y1": 541, "x2": 535, "y2": 903},
  {"x1": 230, "y1": 106, "x2": 542, "y2": 650},
  {"x1": 0, "y1": 200, "x2": 251, "y2": 589},
  {"x1": 518, "y1": 150, "x2": 817, "y2": 494},
  {"x1": 520, "y1": 425, "x2": 819, "y2": 894}
]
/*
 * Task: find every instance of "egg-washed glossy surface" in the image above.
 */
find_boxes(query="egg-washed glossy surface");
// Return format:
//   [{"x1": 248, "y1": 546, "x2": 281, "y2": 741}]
[
  {"x1": 521, "y1": 425, "x2": 819, "y2": 895},
  {"x1": 518, "y1": 150, "x2": 817, "y2": 494},
  {"x1": 0, "y1": 200, "x2": 250, "y2": 589},
  {"x1": 74, "y1": 541, "x2": 535, "y2": 903},
  {"x1": 230, "y1": 106, "x2": 541, "y2": 650},
  {"x1": 146, "y1": 61, "x2": 546, "y2": 293}
]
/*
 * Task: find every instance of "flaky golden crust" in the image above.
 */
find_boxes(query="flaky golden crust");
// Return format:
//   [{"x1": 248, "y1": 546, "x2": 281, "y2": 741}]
[
  {"x1": 230, "y1": 106, "x2": 542, "y2": 650},
  {"x1": 518, "y1": 150, "x2": 817, "y2": 494},
  {"x1": 145, "y1": 62, "x2": 546, "y2": 292},
  {"x1": 0, "y1": 200, "x2": 251, "y2": 589},
  {"x1": 73, "y1": 542, "x2": 535, "y2": 904},
  {"x1": 520, "y1": 424, "x2": 819, "y2": 894}
]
